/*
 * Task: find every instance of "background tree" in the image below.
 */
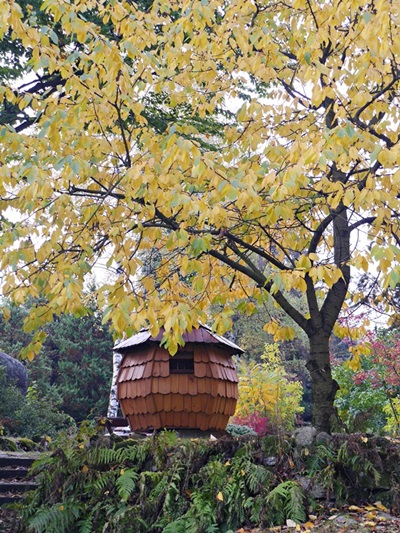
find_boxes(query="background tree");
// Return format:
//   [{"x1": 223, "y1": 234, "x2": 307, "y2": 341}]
[
  {"x1": 0, "y1": 298, "x2": 113, "y2": 427},
  {"x1": 1, "y1": 1, "x2": 400, "y2": 432}
]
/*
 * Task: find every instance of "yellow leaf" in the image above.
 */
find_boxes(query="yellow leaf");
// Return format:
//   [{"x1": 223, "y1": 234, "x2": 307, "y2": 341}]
[
  {"x1": 374, "y1": 502, "x2": 388, "y2": 512},
  {"x1": 216, "y1": 491, "x2": 224, "y2": 501},
  {"x1": 82, "y1": 465, "x2": 88, "y2": 473},
  {"x1": 59, "y1": 505, "x2": 64, "y2": 511},
  {"x1": 348, "y1": 505, "x2": 364, "y2": 512},
  {"x1": 120, "y1": 469, "x2": 125, "y2": 475},
  {"x1": 361, "y1": 436, "x2": 368, "y2": 443},
  {"x1": 362, "y1": 521, "x2": 377, "y2": 528}
]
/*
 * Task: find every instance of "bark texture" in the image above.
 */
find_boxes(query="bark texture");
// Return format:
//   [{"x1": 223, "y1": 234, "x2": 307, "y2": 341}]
[
  {"x1": 107, "y1": 351, "x2": 122, "y2": 418},
  {"x1": 306, "y1": 334, "x2": 339, "y2": 433}
]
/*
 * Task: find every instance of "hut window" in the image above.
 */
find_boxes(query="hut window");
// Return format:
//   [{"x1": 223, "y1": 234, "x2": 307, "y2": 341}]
[{"x1": 169, "y1": 351, "x2": 194, "y2": 374}]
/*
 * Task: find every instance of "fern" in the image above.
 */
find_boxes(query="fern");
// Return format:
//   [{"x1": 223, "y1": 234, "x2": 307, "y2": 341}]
[
  {"x1": 91, "y1": 470, "x2": 117, "y2": 495},
  {"x1": 116, "y1": 468, "x2": 138, "y2": 502},
  {"x1": 246, "y1": 462, "x2": 271, "y2": 492},
  {"x1": 27, "y1": 501, "x2": 81, "y2": 533},
  {"x1": 77, "y1": 517, "x2": 93, "y2": 533},
  {"x1": 266, "y1": 481, "x2": 306, "y2": 525}
]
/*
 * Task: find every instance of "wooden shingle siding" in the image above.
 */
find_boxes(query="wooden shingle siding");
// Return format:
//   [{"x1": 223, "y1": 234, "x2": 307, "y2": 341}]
[{"x1": 117, "y1": 337, "x2": 240, "y2": 432}]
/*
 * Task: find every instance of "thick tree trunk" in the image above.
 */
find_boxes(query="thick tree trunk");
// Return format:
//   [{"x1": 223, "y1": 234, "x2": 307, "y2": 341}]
[
  {"x1": 107, "y1": 351, "x2": 122, "y2": 418},
  {"x1": 306, "y1": 333, "x2": 339, "y2": 433}
]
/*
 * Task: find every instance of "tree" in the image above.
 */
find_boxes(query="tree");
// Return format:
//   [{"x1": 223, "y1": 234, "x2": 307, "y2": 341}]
[
  {"x1": 0, "y1": 298, "x2": 114, "y2": 421},
  {"x1": 1, "y1": 1, "x2": 400, "y2": 432}
]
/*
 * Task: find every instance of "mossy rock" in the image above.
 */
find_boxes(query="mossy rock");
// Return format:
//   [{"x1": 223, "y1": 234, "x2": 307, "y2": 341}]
[
  {"x1": 0, "y1": 436, "x2": 18, "y2": 451},
  {"x1": 16, "y1": 437, "x2": 37, "y2": 451},
  {"x1": 114, "y1": 437, "x2": 146, "y2": 450}
]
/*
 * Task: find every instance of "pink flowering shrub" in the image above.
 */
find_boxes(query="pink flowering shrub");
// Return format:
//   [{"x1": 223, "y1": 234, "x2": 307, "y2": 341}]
[{"x1": 231, "y1": 412, "x2": 271, "y2": 436}]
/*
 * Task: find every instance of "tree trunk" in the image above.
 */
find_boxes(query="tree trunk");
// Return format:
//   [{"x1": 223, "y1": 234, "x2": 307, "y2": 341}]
[
  {"x1": 306, "y1": 333, "x2": 339, "y2": 433},
  {"x1": 107, "y1": 351, "x2": 122, "y2": 418}
]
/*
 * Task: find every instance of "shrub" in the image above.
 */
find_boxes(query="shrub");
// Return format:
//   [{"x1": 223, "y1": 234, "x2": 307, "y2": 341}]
[
  {"x1": 225, "y1": 423, "x2": 256, "y2": 436},
  {"x1": 235, "y1": 344, "x2": 304, "y2": 432},
  {"x1": 231, "y1": 413, "x2": 270, "y2": 436}
]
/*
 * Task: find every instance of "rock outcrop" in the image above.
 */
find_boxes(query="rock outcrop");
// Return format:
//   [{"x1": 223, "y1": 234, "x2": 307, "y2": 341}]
[{"x1": 0, "y1": 352, "x2": 28, "y2": 395}]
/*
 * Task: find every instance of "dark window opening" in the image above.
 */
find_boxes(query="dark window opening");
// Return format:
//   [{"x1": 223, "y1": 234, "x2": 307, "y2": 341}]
[{"x1": 170, "y1": 351, "x2": 194, "y2": 374}]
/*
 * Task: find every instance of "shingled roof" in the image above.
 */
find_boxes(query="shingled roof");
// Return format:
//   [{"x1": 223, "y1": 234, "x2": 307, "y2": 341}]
[{"x1": 114, "y1": 323, "x2": 243, "y2": 355}]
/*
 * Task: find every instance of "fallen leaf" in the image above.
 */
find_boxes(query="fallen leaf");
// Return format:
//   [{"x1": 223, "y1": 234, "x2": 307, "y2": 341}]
[
  {"x1": 365, "y1": 505, "x2": 376, "y2": 511},
  {"x1": 374, "y1": 501, "x2": 388, "y2": 512},
  {"x1": 216, "y1": 491, "x2": 224, "y2": 501},
  {"x1": 82, "y1": 465, "x2": 88, "y2": 473},
  {"x1": 286, "y1": 518, "x2": 298, "y2": 527},
  {"x1": 361, "y1": 436, "x2": 368, "y2": 443},
  {"x1": 362, "y1": 521, "x2": 377, "y2": 527},
  {"x1": 348, "y1": 505, "x2": 364, "y2": 512},
  {"x1": 308, "y1": 515, "x2": 317, "y2": 520},
  {"x1": 304, "y1": 521, "x2": 315, "y2": 529}
]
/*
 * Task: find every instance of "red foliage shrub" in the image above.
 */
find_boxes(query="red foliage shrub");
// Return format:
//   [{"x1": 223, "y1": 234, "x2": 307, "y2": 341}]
[{"x1": 232, "y1": 412, "x2": 271, "y2": 436}]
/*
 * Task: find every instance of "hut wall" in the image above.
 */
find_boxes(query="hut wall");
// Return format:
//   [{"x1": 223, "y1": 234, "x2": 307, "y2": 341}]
[{"x1": 117, "y1": 343, "x2": 238, "y2": 431}]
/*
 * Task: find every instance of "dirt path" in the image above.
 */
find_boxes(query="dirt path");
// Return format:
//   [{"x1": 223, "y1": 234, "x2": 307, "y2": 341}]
[{"x1": 236, "y1": 503, "x2": 400, "y2": 533}]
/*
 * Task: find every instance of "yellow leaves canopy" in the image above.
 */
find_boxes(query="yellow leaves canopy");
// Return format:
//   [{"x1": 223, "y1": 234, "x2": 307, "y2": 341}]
[{"x1": 0, "y1": 0, "x2": 400, "y2": 354}]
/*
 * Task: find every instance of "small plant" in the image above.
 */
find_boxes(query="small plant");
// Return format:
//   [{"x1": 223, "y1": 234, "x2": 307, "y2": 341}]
[
  {"x1": 226, "y1": 423, "x2": 256, "y2": 436},
  {"x1": 266, "y1": 481, "x2": 306, "y2": 525}
]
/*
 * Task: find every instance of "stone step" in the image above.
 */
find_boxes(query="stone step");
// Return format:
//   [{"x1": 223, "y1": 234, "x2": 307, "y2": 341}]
[
  {"x1": 0, "y1": 495, "x2": 24, "y2": 505},
  {"x1": 0, "y1": 481, "x2": 38, "y2": 493},
  {"x1": 0, "y1": 452, "x2": 42, "y2": 507},
  {"x1": 0, "y1": 468, "x2": 30, "y2": 479},
  {"x1": 0, "y1": 452, "x2": 41, "y2": 468}
]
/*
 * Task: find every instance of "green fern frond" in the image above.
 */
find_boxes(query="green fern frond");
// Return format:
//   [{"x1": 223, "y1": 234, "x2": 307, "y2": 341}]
[
  {"x1": 27, "y1": 502, "x2": 81, "y2": 533},
  {"x1": 116, "y1": 468, "x2": 138, "y2": 502},
  {"x1": 266, "y1": 481, "x2": 306, "y2": 526},
  {"x1": 77, "y1": 517, "x2": 93, "y2": 533}
]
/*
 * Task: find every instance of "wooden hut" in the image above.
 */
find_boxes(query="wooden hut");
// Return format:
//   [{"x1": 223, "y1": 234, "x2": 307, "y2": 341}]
[{"x1": 116, "y1": 324, "x2": 242, "y2": 432}]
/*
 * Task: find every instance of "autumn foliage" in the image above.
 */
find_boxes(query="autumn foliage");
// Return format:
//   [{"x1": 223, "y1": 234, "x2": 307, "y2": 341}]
[
  {"x1": 233, "y1": 344, "x2": 304, "y2": 433},
  {"x1": 2, "y1": 0, "x2": 400, "y2": 431}
]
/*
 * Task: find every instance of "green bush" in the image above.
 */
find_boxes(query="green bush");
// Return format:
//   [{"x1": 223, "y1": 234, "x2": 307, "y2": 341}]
[
  {"x1": 13, "y1": 385, "x2": 76, "y2": 440},
  {"x1": 0, "y1": 366, "x2": 75, "y2": 439},
  {"x1": 226, "y1": 423, "x2": 257, "y2": 436}
]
